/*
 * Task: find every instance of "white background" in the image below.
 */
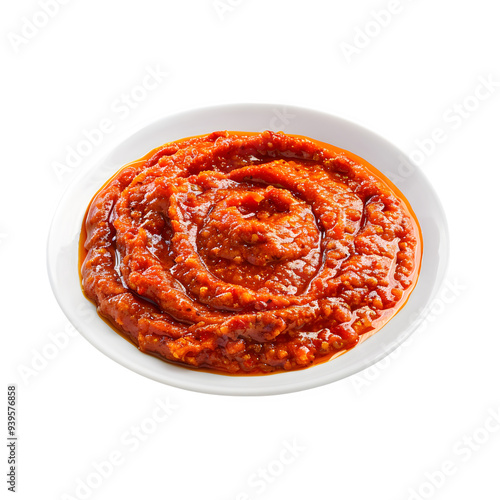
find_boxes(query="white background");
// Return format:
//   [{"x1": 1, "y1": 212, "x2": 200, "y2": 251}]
[{"x1": 2, "y1": 0, "x2": 500, "y2": 499}]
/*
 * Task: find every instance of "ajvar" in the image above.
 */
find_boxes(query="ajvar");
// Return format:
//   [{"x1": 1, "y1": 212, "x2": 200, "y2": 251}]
[{"x1": 80, "y1": 131, "x2": 422, "y2": 374}]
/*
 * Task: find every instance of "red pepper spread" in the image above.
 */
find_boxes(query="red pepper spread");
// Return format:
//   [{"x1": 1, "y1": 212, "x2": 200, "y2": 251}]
[{"x1": 80, "y1": 131, "x2": 422, "y2": 374}]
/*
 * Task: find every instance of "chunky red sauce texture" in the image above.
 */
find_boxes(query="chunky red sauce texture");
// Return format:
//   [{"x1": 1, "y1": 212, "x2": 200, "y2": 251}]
[{"x1": 80, "y1": 131, "x2": 422, "y2": 374}]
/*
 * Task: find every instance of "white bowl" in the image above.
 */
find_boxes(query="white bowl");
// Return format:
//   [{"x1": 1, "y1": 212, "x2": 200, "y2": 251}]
[{"x1": 47, "y1": 104, "x2": 449, "y2": 396}]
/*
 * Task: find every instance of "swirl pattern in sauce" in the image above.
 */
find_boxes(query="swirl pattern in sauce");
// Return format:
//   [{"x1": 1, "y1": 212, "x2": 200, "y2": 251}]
[{"x1": 80, "y1": 131, "x2": 421, "y2": 374}]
